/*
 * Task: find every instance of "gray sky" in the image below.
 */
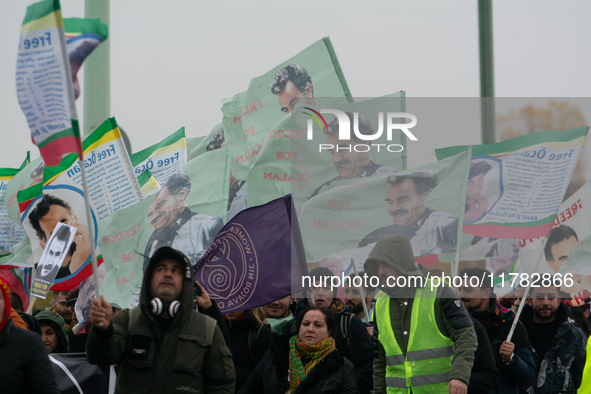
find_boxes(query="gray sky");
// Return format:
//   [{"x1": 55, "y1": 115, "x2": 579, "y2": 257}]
[{"x1": 1, "y1": 0, "x2": 590, "y2": 171}]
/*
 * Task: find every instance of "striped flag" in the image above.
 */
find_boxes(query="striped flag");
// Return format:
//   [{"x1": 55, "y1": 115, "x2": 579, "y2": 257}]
[
  {"x1": 64, "y1": 17, "x2": 108, "y2": 100},
  {"x1": 16, "y1": 0, "x2": 82, "y2": 167},
  {"x1": 436, "y1": 127, "x2": 589, "y2": 239},
  {"x1": 137, "y1": 169, "x2": 161, "y2": 197}
]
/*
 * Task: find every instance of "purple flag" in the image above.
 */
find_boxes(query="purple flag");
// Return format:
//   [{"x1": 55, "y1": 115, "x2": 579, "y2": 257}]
[{"x1": 195, "y1": 195, "x2": 308, "y2": 313}]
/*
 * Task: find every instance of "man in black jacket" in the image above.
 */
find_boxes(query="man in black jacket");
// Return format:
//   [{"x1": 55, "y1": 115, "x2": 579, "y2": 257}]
[
  {"x1": 468, "y1": 318, "x2": 498, "y2": 393},
  {"x1": 459, "y1": 267, "x2": 536, "y2": 394},
  {"x1": 520, "y1": 284, "x2": 587, "y2": 393},
  {"x1": 283, "y1": 267, "x2": 374, "y2": 394}
]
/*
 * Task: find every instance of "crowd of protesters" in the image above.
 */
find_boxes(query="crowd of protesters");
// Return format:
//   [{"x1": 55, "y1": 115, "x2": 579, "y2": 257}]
[{"x1": 2, "y1": 237, "x2": 591, "y2": 393}]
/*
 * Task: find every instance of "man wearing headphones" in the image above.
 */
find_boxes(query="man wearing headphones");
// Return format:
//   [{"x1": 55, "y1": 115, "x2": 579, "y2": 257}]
[{"x1": 87, "y1": 247, "x2": 236, "y2": 393}]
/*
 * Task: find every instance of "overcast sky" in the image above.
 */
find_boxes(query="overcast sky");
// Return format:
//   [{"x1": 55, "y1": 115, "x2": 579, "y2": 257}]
[{"x1": 1, "y1": 0, "x2": 590, "y2": 171}]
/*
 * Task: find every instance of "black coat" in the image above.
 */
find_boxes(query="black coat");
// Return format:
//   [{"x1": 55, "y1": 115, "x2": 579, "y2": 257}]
[
  {"x1": 486, "y1": 319, "x2": 536, "y2": 394},
  {"x1": 0, "y1": 320, "x2": 59, "y2": 394},
  {"x1": 283, "y1": 300, "x2": 373, "y2": 394},
  {"x1": 238, "y1": 335, "x2": 359, "y2": 394},
  {"x1": 225, "y1": 317, "x2": 274, "y2": 393},
  {"x1": 521, "y1": 303, "x2": 587, "y2": 393},
  {"x1": 468, "y1": 318, "x2": 498, "y2": 394}
]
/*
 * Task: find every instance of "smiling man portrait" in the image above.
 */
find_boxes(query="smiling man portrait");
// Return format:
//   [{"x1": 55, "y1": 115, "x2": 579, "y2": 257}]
[{"x1": 143, "y1": 171, "x2": 223, "y2": 270}]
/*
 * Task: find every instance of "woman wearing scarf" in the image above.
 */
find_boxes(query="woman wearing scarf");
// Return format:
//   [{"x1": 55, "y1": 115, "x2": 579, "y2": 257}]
[
  {"x1": 0, "y1": 276, "x2": 59, "y2": 393},
  {"x1": 238, "y1": 306, "x2": 358, "y2": 393},
  {"x1": 281, "y1": 267, "x2": 374, "y2": 393}
]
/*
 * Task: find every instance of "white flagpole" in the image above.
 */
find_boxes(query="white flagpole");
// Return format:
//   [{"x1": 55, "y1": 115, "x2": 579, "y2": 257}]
[
  {"x1": 351, "y1": 259, "x2": 370, "y2": 322},
  {"x1": 506, "y1": 238, "x2": 548, "y2": 342},
  {"x1": 78, "y1": 157, "x2": 103, "y2": 325},
  {"x1": 453, "y1": 146, "x2": 473, "y2": 281}
]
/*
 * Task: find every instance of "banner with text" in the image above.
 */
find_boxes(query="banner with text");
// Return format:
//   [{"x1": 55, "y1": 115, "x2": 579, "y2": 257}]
[
  {"x1": 17, "y1": 0, "x2": 82, "y2": 167},
  {"x1": 17, "y1": 117, "x2": 142, "y2": 291},
  {"x1": 435, "y1": 127, "x2": 588, "y2": 239},
  {"x1": 221, "y1": 37, "x2": 352, "y2": 185},
  {"x1": 130, "y1": 127, "x2": 187, "y2": 191},
  {"x1": 299, "y1": 150, "x2": 469, "y2": 266}
]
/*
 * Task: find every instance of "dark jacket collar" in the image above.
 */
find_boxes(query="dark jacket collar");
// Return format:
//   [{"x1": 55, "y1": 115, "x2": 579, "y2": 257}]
[
  {"x1": 270, "y1": 334, "x2": 346, "y2": 394},
  {"x1": 0, "y1": 319, "x2": 12, "y2": 344},
  {"x1": 521, "y1": 302, "x2": 569, "y2": 332}
]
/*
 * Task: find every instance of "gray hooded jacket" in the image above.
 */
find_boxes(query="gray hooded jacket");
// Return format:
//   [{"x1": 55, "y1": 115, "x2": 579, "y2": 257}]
[{"x1": 87, "y1": 247, "x2": 236, "y2": 393}]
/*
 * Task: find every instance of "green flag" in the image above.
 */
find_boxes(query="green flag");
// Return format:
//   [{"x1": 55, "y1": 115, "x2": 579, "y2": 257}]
[
  {"x1": 99, "y1": 147, "x2": 231, "y2": 308},
  {"x1": 221, "y1": 37, "x2": 352, "y2": 182},
  {"x1": 300, "y1": 150, "x2": 469, "y2": 263}
]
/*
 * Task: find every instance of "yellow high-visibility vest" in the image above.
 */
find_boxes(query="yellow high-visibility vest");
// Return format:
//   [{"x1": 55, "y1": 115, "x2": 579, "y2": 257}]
[{"x1": 375, "y1": 281, "x2": 453, "y2": 393}]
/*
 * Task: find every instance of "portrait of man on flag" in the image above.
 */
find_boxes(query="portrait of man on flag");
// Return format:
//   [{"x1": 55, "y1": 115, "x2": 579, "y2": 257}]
[
  {"x1": 143, "y1": 170, "x2": 223, "y2": 269},
  {"x1": 359, "y1": 171, "x2": 458, "y2": 255},
  {"x1": 308, "y1": 111, "x2": 398, "y2": 200},
  {"x1": 270, "y1": 63, "x2": 318, "y2": 115},
  {"x1": 27, "y1": 193, "x2": 91, "y2": 280}
]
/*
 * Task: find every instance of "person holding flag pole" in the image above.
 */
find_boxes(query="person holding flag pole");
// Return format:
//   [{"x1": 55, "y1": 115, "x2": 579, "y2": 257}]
[{"x1": 16, "y1": 0, "x2": 102, "y2": 319}]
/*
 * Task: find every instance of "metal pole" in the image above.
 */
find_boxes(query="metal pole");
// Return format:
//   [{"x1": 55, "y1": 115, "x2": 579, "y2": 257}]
[
  {"x1": 478, "y1": 0, "x2": 496, "y2": 145},
  {"x1": 84, "y1": 0, "x2": 110, "y2": 137}
]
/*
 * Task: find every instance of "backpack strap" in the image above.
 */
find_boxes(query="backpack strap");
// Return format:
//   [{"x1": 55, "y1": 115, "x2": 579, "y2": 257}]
[
  {"x1": 248, "y1": 325, "x2": 264, "y2": 360},
  {"x1": 340, "y1": 312, "x2": 353, "y2": 349}
]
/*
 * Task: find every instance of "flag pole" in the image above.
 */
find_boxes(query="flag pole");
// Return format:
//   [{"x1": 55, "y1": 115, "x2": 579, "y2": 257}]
[
  {"x1": 84, "y1": 0, "x2": 110, "y2": 137},
  {"x1": 351, "y1": 259, "x2": 370, "y2": 322},
  {"x1": 453, "y1": 146, "x2": 473, "y2": 280},
  {"x1": 506, "y1": 238, "x2": 548, "y2": 342},
  {"x1": 478, "y1": 0, "x2": 496, "y2": 145},
  {"x1": 78, "y1": 155, "x2": 102, "y2": 325}
]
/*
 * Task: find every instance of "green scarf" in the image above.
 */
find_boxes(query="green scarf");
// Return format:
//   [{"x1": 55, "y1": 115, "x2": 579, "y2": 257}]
[{"x1": 288, "y1": 335, "x2": 336, "y2": 392}]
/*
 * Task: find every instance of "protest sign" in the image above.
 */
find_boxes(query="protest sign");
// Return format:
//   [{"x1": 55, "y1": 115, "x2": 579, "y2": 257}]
[
  {"x1": 195, "y1": 195, "x2": 307, "y2": 313},
  {"x1": 16, "y1": 0, "x2": 82, "y2": 167},
  {"x1": 512, "y1": 181, "x2": 591, "y2": 303},
  {"x1": 64, "y1": 17, "x2": 108, "y2": 100},
  {"x1": 130, "y1": 127, "x2": 187, "y2": 186},
  {"x1": 299, "y1": 150, "x2": 469, "y2": 265},
  {"x1": 18, "y1": 117, "x2": 142, "y2": 291},
  {"x1": 31, "y1": 222, "x2": 76, "y2": 299},
  {"x1": 436, "y1": 127, "x2": 589, "y2": 239},
  {"x1": 99, "y1": 147, "x2": 231, "y2": 308}
]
